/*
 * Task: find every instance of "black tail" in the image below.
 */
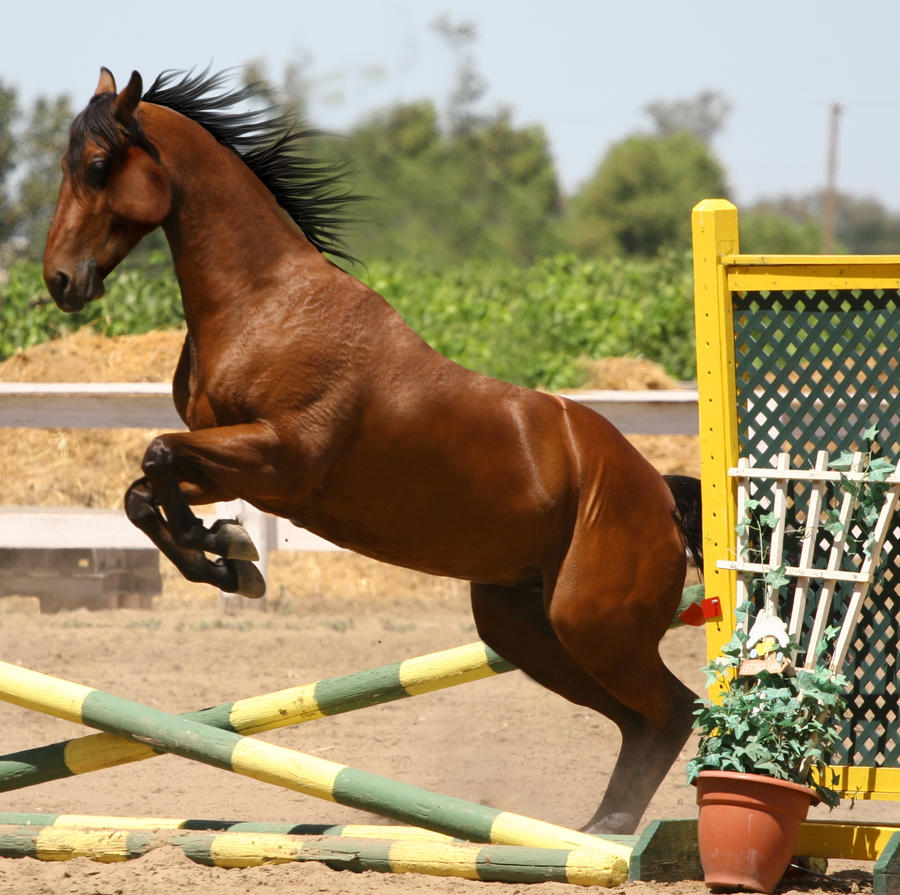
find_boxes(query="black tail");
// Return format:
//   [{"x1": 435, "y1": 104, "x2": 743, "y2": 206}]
[{"x1": 664, "y1": 475, "x2": 703, "y2": 573}]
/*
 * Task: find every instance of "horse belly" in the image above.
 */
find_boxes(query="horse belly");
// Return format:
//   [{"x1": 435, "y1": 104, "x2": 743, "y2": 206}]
[{"x1": 289, "y1": 462, "x2": 562, "y2": 586}]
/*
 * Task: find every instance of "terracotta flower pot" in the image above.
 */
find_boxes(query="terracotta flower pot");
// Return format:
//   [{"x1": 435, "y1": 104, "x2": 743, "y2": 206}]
[{"x1": 695, "y1": 770, "x2": 819, "y2": 893}]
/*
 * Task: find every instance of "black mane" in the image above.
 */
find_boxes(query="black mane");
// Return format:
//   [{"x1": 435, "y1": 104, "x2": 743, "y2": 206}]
[
  {"x1": 72, "y1": 68, "x2": 358, "y2": 264},
  {"x1": 144, "y1": 68, "x2": 358, "y2": 264}
]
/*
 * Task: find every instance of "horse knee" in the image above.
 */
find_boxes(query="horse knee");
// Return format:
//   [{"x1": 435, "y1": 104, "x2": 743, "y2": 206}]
[
  {"x1": 546, "y1": 588, "x2": 690, "y2": 723},
  {"x1": 141, "y1": 437, "x2": 176, "y2": 478}
]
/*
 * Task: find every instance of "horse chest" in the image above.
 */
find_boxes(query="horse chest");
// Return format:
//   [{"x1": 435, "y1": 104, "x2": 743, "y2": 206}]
[{"x1": 179, "y1": 390, "x2": 217, "y2": 430}]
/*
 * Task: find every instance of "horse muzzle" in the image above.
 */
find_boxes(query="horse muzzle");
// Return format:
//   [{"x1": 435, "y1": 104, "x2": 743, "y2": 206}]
[{"x1": 46, "y1": 258, "x2": 105, "y2": 312}]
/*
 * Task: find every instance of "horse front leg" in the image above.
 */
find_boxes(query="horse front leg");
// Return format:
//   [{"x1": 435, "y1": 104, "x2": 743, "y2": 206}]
[
  {"x1": 124, "y1": 422, "x2": 286, "y2": 598},
  {"x1": 124, "y1": 477, "x2": 264, "y2": 597}
]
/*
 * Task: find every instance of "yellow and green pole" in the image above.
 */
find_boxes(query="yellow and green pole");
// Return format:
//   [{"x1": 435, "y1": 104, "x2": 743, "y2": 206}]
[
  {"x1": 0, "y1": 640, "x2": 512, "y2": 792},
  {"x1": 0, "y1": 821, "x2": 627, "y2": 885}
]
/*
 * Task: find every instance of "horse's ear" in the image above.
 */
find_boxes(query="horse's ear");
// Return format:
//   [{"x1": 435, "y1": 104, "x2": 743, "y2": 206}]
[
  {"x1": 112, "y1": 71, "x2": 143, "y2": 125},
  {"x1": 94, "y1": 67, "x2": 117, "y2": 96}
]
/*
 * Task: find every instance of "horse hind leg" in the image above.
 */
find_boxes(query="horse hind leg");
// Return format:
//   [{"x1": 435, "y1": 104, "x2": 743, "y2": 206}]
[
  {"x1": 470, "y1": 580, "x2": 694, "y2": 835},
  {"x1": 544, "y1": 532, "x2": 696, "y2": 835}
]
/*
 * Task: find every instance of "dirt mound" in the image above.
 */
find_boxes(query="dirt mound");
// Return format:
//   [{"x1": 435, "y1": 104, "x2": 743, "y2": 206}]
[
  {"x1": 0, "y1": 330, "x2": 681, "y2": 390},
  {"x1": 576, "y1": 355, "x2": 678, "y2": 390},
  {"x1": 0, "y1": 327, "x2": 185, "y2": 382},
  {"x1": 0, "y1": 427, "x2": 156, "y2": 507},
  {"x1": 0, "y1": 329, "x2": 182, "y2": 506}
]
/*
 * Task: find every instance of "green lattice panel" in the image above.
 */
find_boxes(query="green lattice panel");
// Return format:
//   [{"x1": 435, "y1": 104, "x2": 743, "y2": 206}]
[{"x1": 732, "y1": 289, "x2": 900, "y2": 767}]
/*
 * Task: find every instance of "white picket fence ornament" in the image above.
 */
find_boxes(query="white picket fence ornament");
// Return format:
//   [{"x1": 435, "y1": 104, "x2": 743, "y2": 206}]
[{"x1": 717, "y1": 450, "x2": 900, "y2": 677}]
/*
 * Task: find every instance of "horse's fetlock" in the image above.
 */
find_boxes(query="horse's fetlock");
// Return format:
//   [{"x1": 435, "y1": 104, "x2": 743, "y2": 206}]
[
  {"x1": 124, "y1": 485, "x2": 156, "y2": 527},
  {"x1": 176, "y1": 517, "x2": 209, "y2": 552}
]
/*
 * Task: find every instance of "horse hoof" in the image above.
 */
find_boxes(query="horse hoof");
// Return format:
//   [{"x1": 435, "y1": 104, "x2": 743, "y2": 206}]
[
  {"x1": 230, "y1": 559, "x2": 266, "y2": 598},
  {"x1": 209, "y1": 521, "x2": 260, "y2": 561}
]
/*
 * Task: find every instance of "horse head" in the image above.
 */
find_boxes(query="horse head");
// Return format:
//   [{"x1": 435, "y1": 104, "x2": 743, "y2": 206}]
[{"x1": 43, "y1": 68, "x2": 172, "y2": 312}]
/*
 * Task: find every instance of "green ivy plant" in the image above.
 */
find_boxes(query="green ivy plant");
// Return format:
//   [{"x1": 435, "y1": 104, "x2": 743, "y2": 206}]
[
  {"x1": 686, "y1": 603, "x2": 848, "y2": 807},
  {"x1": 828, "y1": 425, "x2": 896, "y2": 558},
  {"x1": 734, "y1": 426, "x2": 894, "y2": 597}
]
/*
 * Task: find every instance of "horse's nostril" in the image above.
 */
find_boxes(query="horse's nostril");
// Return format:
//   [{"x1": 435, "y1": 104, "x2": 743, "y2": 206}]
[{"x1": 50, "y1": 271, "x2": 69, "y2": 302}]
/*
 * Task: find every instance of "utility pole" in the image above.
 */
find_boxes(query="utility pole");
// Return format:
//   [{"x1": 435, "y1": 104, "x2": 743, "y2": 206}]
[{"x1": 822, "y1": 102, "x2": 843, "y2": 253}]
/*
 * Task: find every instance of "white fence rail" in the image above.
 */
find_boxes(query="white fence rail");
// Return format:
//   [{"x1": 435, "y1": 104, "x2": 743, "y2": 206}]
[{"x1": 0, "y1": 382, "x2": 699, "y2": 434}]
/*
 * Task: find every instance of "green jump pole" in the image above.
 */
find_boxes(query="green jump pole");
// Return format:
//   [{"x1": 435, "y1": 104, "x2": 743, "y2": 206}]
[
  {"x1": 0, "y1": 659, "x2": 631, "y2": 880},
  {"x1": 0, "y1": 640, "x2": 513, "y2": 792}
]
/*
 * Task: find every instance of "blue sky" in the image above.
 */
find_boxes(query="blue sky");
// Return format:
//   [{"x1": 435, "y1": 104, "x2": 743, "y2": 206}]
[{"x1": 4, "y1": 0, "x2": 900, "y2": 212}]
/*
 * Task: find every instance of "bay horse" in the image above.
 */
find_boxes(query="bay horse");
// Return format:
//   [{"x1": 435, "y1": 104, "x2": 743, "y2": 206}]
[{"x1": 43, "y1": 68, "x2": 700, "y2": 835}]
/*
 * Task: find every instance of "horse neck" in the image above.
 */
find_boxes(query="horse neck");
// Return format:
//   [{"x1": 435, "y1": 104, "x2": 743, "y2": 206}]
[{"x1": 147, "y1": 105, "x2": 326, "y2": 331}]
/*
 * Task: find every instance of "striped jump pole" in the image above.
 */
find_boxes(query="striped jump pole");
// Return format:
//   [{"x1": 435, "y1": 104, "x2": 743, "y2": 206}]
[
  {"x1": 0, "y1": 659, "x2": 632, "y2": 881},
  {"x1": 0, "y1": 823, "x2": 624, "y2": 886},
  {"x1": 0, "y1": 811, "x2": 636, "y2": 851},
  {"x1": 0, "y1": 811, "x2": 466, "y2": 841},
  {"x1": 0, "y1": 641, "x2": 514, "y2": 792}
]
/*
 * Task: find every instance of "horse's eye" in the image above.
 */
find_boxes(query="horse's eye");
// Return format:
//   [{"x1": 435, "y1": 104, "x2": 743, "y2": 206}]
[{"x1": 85, "y1": 157, "x2": 111, "y2": 189}]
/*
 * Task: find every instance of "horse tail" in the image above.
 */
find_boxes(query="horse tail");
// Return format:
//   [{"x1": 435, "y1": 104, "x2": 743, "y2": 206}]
[{"x1": 664, "y1": 475, "x2": 703, "y2": 573}]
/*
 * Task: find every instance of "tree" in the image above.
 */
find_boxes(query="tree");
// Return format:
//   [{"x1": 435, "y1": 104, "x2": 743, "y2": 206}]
[
  {"x1": 738, "y1": 208, "x2": 827, "y2": 253},
  {"x1": 834, "y1": 194, "x2": 900, "y2": 254},
  {"x1": 744, "y1": 192, "x2": 900, "y2": 254},
  {"x1": 332, "y1": 18, "x2": 561, "y2": 267},
  {"x1": 340, "y1": 99, "x2": 560, "y2": 266},
  {"x1": 644, "y1": 90, "x2": 731, "y2": 144},
  {"x1": 0, "y1": 80, "x2": 18, "y2": 243},
  {"x1": 431, "y1": 15, "x2": 488, "y2": 137},
  {"x1": 564, "y1": 131, "x2": 729, "y2": 257},
  {"x1": 12, "y1": 94, "x2": 73, "y2": 256}
]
